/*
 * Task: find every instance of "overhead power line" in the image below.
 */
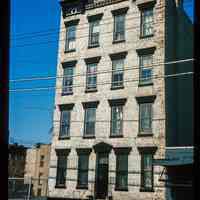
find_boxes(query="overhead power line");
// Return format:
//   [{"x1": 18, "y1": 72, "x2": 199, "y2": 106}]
[
  {"x1": 10, "y1": 58, "x2": 194, "y2": 83},
  {"x1": 9, "y1": 71, "x2": 193, "y2": 93}
]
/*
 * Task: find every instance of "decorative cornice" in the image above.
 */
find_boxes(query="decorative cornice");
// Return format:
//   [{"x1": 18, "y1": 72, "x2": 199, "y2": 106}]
[
  {"x1": 136, "y1": 0, "x2": 157, "y2": 10},
  {"x1": 113, "y1": 147, "x2": 132, "y2": 154},
  {"x1": 136, "y1": 47, "x2": 156, "y2": 55},
  {"x1": 137, "y1": 146, "x2": 157, "y2": 154},
  {"x1": 111, "y1": 7, "x2": 129, "y2": 15},
  {"x1": 64, "y1": 19, "x2": 80, "y2": 26},
  {"x1": 59, "y1": 103, "x2": 74, "y2": 110},
  {"x1": 135, "y1": 95, "x2": 156, "y2": 103},
  {"x1": 84, "y1": 56, "x2": 101, "y2": 64},
  {"x1": 108, "y1": 98, "x2": 127, "y2": 106},
  {"x1": 76, "y1": 148, "x2": 92, "y2": 155},
  {"x1": 62, "y1": 60, "x2": 77, "y2": 68},
  {"x1": 109, "y1": 51, "x2": 128, "y2": 60},
  {"x1": 55, "y1": 148, "x2": 71, "y2": 156},
  {"x1": 82, "y1": 101, "x2": 100, "y2": 108},
  {"x1": 87, "y1": 13, "x2": 103, "y2": 22}
]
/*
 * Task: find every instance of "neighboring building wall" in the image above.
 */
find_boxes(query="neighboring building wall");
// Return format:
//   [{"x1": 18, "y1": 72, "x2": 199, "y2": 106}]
[
  {"x1": 165, "y1": 0, "x2": 193, "y2": 147},
  {"x1": 25, "y1": 144, "x2": 51, "y2": 197},
  {"x1": 8, "y1": 144, "x2": 27, "y2": 178},
  {"x1": 49, "y1": 0, "x2": 167, "y2": 199}
]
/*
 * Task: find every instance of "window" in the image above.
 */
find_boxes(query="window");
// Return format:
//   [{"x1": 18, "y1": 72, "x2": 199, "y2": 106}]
[
  {"x1": 86, "y1": 63, "x2": 97, "y2": 90},
  {"x1": 141, "y1": 8, "x2": 153, "y2": 37},
  {"x1": 112, "y1": 59, "x2": 124, "y2": 88},
  {"x1": 139, "y1": 103, "x2": 152, "y2": 133},
  {"x1": 62, "y1": 66, "x2": 74, "y2": 95},
  {"x1": 84, "y1": 107, "x2": 96, "y2": 137},
  {"x1": 89, "y1": 20, "x2": 100, "y2": 47},
  {"x1": 40, "y1": 155, "x2": 44, "y2": 167},
  {"x1": 59, "y1": 110, "x2": 71, "y2": 138},
  {"x1": 113, "y1": 14, "x2": 125, "y2": 41},
  {"x1": 139, "y1": 54, "x2": 153, "y2": 84},
  {"x1": 55, "y1": 149, "x2": 70, "y2": 187},
  {"x1": 77, "y1": 153, "x2": 90, "y2": 188},
  {"x1": 141, "y1": 153, "x2": 153, "y2": 191},
  {"x1": 65, "y1": 25, "x2": 76, "y2": 51},
  {"x1": 37, "y1": 188, "x2": 42, "y2": 196},
  {"x1": 82, "y1": 101, "x2": 99, "y2": 138},
  {"x1": 116, "y1": 154, "x2": 128, "y2": 190},
  {"x1": 111, "y1": 106, "x2": 123, "y2": 136}
]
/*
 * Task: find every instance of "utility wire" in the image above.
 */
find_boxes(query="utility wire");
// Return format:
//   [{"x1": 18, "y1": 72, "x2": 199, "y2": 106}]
[
  {"x1": 9, "y1": 71, "x2": 193, "y2": 93},
  {"x1": 10, "y1": 58, "x2": 194, "y2": 83}
]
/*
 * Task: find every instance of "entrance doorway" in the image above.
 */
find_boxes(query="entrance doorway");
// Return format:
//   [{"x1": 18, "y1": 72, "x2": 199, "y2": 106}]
[{"x1": 95, "y1": 153, "x2": 109, "y2": 199}]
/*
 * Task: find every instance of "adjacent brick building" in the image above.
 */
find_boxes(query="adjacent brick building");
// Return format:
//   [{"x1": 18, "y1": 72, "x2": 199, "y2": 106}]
[
  {"x1": 25, "y1": 143, "x2": 51, "y2": 197},
  {"x1": 48, "y1": 0, "x2": 193, "y2": 200}
]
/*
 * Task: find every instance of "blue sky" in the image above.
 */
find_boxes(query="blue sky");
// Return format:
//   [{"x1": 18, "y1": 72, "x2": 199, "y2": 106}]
[{"x1": 9, "y1": 0, "x2": 194, "y2": 147}]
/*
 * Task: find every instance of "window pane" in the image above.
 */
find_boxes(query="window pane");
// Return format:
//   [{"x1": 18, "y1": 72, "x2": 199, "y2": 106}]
[
  {"x1": 140, "y1": 103, "x2": 152, "y2": 132},
  {"x1": 78, "y1": 154, "x2": 89, "y2": 186},
  {"x1": 111, "y1": 106, "x2": 123, "y2": 135},
  {"x1": 66, "y1": 25, "x2": 76, "y2": 50},
  {"x1": 84, "y1": 108, "x2": 96, "y2": 135},
  {"x1": 86, "y1": 63, "x2": 97, "y2": 89},
  {"x1": 89, "y1": 21, "x2": 100, "y2": 46},
  {"x1": 63, "y1": 67, "x2": 74, "y2": 94},
  {"x1": 60, "y1": 110, "x2": 70, "y2": 137},
  {"x1": 114, "y1": 15, "x2": 125, "y2": 41},
  {"x1": 141, "y1": 9, "x2": 153, "y2": 36},
  {"x1": 56, "y1": 155, "x2": 67, "y2": 185},
  {"x1": 116, "y1": 154, "x2": 128, "y2": 189},
  {"x1": 112, "y1": 59, "x2": 124, "y2": 87}
]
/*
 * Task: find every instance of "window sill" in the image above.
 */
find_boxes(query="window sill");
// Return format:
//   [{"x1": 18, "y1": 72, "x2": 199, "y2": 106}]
[
  {"x1": 138, "y1": 82, "x2": 153, "y2": 87},
  {"x1": 139, "y1": 34, "x2": 154, "y2": 39},
  {"x1": 110, "y1": 134, "x2": 123, "y2": 138},
  {"x1": 112, "y1": 39, "x2": 125, "y2": 44},
  {"x1": 64, "y1": 49, "x2": 76, "y2": 53},
  {"x1": 115, "y1": 187, "x2": 128, "y2": 191},
  {"x1": 137, "y1": 132, "x2": 153, "y2": 137},
  {"x1": 61, "y1": 91, "x2": 73, "y2": 96},
  {"x1": 140, "y1": 187, "x2": 154, "y2": 192},
  {"x1": 58, "y1": 136, "x2": 70, "y2": 140},
  {"x1": 88, "y1": 44, "x2": 100, "y2": 49},
  {"x1": 83, "y1": 135, "x2": 96, "y2": 139},
  {"x1": 85, "y1": 88, "x2": 98, "y2": 93},
  {"x1": 55, "y1": 185, "x2": 66, "y2": 189},
  {"x1": 111, "y1": 85, "x2": 124, "y2": 90},
  {"x1": 76, "y1": 185, "x2": 88, "y2": 190}
]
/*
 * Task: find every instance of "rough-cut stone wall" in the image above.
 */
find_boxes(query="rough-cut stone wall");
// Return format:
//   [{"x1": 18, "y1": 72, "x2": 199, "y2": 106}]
[{"x1": 48, "y1": 0, "x2": 166, "y2": 199}]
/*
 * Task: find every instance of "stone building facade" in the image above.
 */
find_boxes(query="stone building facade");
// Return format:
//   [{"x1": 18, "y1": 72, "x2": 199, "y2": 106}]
[
  {"x1": 48, "y1": 0, "x2": 193, "y2": 200},
  {"x1": 25, "y1": 143, "x2": 51, "y2": 197}
]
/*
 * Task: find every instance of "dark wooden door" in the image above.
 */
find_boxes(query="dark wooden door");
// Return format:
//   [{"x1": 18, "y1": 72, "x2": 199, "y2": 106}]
[{"x1": 95, "y1": 153, "x2": 109, "y2": 199}]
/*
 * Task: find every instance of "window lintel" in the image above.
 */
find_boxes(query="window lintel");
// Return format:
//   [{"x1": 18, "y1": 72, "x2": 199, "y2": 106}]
[
  {"x1": 135, "y1": 95, "x2": 156, "y2": 103},
  {"x1": 84, "y1": 56, "x2": 101, "y2": 64},
  {"x1": 64, "y1": 19, "x2": 80, "y2": 26},
  {"x1": 137, "y1": 146, "x2": 157, "y2": 154},
  {"x1": 62, "y1": 60, "x2": 77, "y2": 68},
  {"x1": 82, "y1": 101, "x2": 99, "y2": 109},
  {"x1": 76, "y1": 148, "x2": 92, "y2": 155},
  {"x1": 108, "y1": 98, "x2": 127, "y2": 106},
  {"x1": 113, "y1": 147, "x2": 132, "y2": 154},
  {"x1": 87, "y1": 13, "x2": 103, "y2": 22},
  {"x1": 111, "y1": 7, "x2": 129, "y2": 15},
  {"x1": 136, "y1": 47, "x2": 156, "y2": 55},
  {"x1": 59, "y1": 103, "x2": 74, "y2": 111},
  {"x1": 109, "y1": 51, "x2": 128, "y2": 60},
  {"x1": 137, "y1": 0, "x2": 156, "y2": 10},
  {"x1": 55, "y1": 148, "x2": 71, "y2": 156}
]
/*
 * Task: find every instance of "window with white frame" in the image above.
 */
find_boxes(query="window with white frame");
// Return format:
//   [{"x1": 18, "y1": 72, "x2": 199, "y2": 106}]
[
  {"x1": 112, "y1": 58, "x2": 124, "y2": 88},
  {"x1": 65, "y1": 25, "x2": 76, "y2": 51},
  {"x1": 86, "y1": 63, "x2": 97, "y2": 90}
]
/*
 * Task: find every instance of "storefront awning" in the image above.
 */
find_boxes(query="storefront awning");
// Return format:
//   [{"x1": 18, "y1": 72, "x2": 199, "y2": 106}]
[{"x1": 153, "y1": 146, "x2": 193, "y2": 166}]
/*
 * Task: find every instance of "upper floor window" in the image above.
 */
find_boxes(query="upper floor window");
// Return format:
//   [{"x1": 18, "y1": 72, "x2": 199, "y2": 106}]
[
  {"x1": 114, "y1": 14, "x2": 125, "y2": 41},
  {"x1": 40, "y1": 155, "x2": 44, "y2": 167},
  {"x1": 65, "y1": 20, "x2": 79, "y2": 52},
  {"x1": 65, "y1": 25, "x2": 76, "y2": 51},
  {"x1": 112, "y1": 58, "x2": 124, "y2": 88},
  {"x1": 139, "y1": 54, "x2": 153, "y2": 84},
  {"x1": 62, "y1": 61, "x2": 76, "y2": 95},
  {"x1": 82, "y1": 101, "x2": 99, "y2": 138},
  {"x1": 112, "y1": 7, "x2": 128, "y2": 42},
  {"x1": 86, "y1": 63, "x2": 97, "y2": 90},
  {"x1": 59, "y1": 104, "x2": 74, "y2": 139},
  {"x1": 108, "y1": 98, "x2": 127, "y2": 137},
  {"x1": 89, "y1": 20, "x2": 100, "y2": 47},
  {"x1": 140, "y1": 8, "x2": 154, "y2": 37},
  {"x1": 55, "y1": 149, "x2": 70, "y2": 188},
  {"x1": 136, "y1": 95, "x2": 156, "y2": 135}
]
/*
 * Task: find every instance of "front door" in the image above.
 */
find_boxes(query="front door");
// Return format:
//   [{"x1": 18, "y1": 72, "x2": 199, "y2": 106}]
[{"x1": 95, "y1": 153, "x2": 109, "y2": 199}]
